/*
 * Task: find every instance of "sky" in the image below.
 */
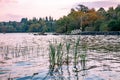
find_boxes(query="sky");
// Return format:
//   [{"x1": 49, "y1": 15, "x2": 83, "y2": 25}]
[{"x1": 0, "y1": 0, "x2": 120, "y2": 22}]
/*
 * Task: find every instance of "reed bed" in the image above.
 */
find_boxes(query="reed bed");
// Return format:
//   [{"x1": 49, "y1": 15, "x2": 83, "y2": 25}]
[
  {"x1": 48, "y1": 37, "x2": 88, "y2": 78},
  {"x1": 0, "y1": 39, "x2": 45, "y2": 62},
  {"x1": 49, "y1": 42, "x2": 63, "y2": 71}
]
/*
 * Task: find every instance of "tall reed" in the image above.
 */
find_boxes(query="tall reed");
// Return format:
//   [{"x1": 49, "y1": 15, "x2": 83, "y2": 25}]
[
  {"x1": 49, "y1": 43, "x2": 56, "y2": 70},
  {"x1": 56, "y1": 43, "x2": 63, "y2": 67},
  {"x1": 66, "y1": 42, "x2": 71, "y2": 65},
  {"x1": 49, "y1": 42, "x2": 63, "y2": 72},
  {"x1": 80, "y1": 42, "x2": 87, "y2": 70},
  {"x1": 74, "y1": 38, "x2": 80, "y2": 69},
  {"x1": 74, "y1": 38, "x2": 80, "y2": 71},
  {"x1": 80, "y1": 53, "x2": 87, "y2": 70}
]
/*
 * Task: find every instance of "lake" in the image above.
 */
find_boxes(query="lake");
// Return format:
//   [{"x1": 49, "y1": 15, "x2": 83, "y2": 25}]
[{"x1": 0, "y1": 33, "x2": 120, "y2": 80}]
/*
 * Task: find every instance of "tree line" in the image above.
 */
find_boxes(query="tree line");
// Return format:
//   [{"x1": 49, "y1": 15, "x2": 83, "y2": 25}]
[
  {"x1": 0, "y1": 16, "x2": 56, "y2": 33},
  {"x1": 56, "y1": 4, "x2": 120, "y2": 33},
  {"x1": 0, "y1": 4, "x2": 120, "y2": 33}
]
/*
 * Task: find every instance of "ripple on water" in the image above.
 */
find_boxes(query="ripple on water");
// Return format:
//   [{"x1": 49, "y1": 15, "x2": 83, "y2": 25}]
[
  {"x1": 15, "y1": 61, "x2": 32, "y2": 66},
  {"x1": 0, "y1": 67, "x2": 10, "y2": 75},
  {"x1": 85, "y1": 75, "x2": 105, "y2": 80}
]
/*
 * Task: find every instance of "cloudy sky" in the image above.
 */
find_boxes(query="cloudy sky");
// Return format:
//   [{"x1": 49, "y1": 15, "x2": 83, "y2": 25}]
[{"x1": 0, "y1": 0, "x2": 120, "y2": 21}]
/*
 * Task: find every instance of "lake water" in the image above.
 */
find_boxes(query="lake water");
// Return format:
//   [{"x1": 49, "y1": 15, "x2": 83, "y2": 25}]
[{"x1": 0, "y1": 33, "x2": 120, "y2": 80}]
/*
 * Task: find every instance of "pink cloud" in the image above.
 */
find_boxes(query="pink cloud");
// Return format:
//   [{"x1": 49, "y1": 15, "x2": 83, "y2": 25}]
[
  {"x1": 0, "y1": 13, "x2": 23, "y2": 22},
  {"x1": 0, "y1": 0, "x2": 18, "y2": 8},
  {"x1": 0, "y1": 0, "x2": 120, "y2": 21},
  {"x1": 76, "y1": 1, "x2": 120, "y2": 10},
  {"x1": 0, "y1": 0, "x2": 17, "y2": 3}
]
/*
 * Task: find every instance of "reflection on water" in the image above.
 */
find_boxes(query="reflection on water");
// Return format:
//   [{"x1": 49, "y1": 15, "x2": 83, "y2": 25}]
[{"x1": 0, "y1": 33, "x2": 120, "y2": 80}]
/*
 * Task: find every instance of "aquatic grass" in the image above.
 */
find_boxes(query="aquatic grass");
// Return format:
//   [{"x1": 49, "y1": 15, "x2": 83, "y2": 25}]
[
  {"x1": 79, "y1": 53, "x2": 87, "y2": 70},
  {"x1": 36, "y1": 45, "x2": 40, "y2": 57},
  {"x1": 14, "y1": 44, "x2": 21, "y2": 58},
  {"x1": 56, "y1": 43, "x2": 63, "y2": 67},
  {"x1": 49, "y1": 42, "x2": 63, "y2": 72},
  {"x1": 20, "y1": 45, "x2": 30, "y2": 60},
  {"x1": 8, "y1": 72, "x2": 12, "y2": 80},
  {"x1": 49, "y1": 43, "x2": 56, "y2": 71},
  {"x1": 66, "y1": 42, "x2": 71, "y2": 65},
  {"x1": 66, "y1": 42, "x2": 71, "y2": 80},
  {"x1": 21, "y1": 47, "x2": 26, "y2": 58},
  {"x1": 74, "y1": 38, "x2": 80, "y2": 69},
  {"x1": 79, "y1": 41, "x2": 87, "y2": 71},
  {"x1": 74, "y1": 38, "x2": 80, "y2": 65}
]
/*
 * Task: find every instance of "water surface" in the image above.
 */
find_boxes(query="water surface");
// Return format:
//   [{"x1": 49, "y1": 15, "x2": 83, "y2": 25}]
[{"x1": 0, "y1": 33, "x2": 120, "y2": 80}]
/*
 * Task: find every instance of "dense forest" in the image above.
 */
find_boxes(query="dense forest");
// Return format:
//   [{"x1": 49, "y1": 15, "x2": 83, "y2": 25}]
[
  {"x1": 0, "y1": 4, "x2": 120, "y2": 33},
  {"x1": 0, "y1": 16, "x2": 56, "y2": 33}
]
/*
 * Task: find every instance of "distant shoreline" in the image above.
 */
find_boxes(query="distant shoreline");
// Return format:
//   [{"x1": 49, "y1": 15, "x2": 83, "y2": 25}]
[
  {"x1": 0, "y1": 31, "x2": 120, "y2": 35},
  {"x1": 77, "y1": 31, "x2": 120, "y2": 35}
]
